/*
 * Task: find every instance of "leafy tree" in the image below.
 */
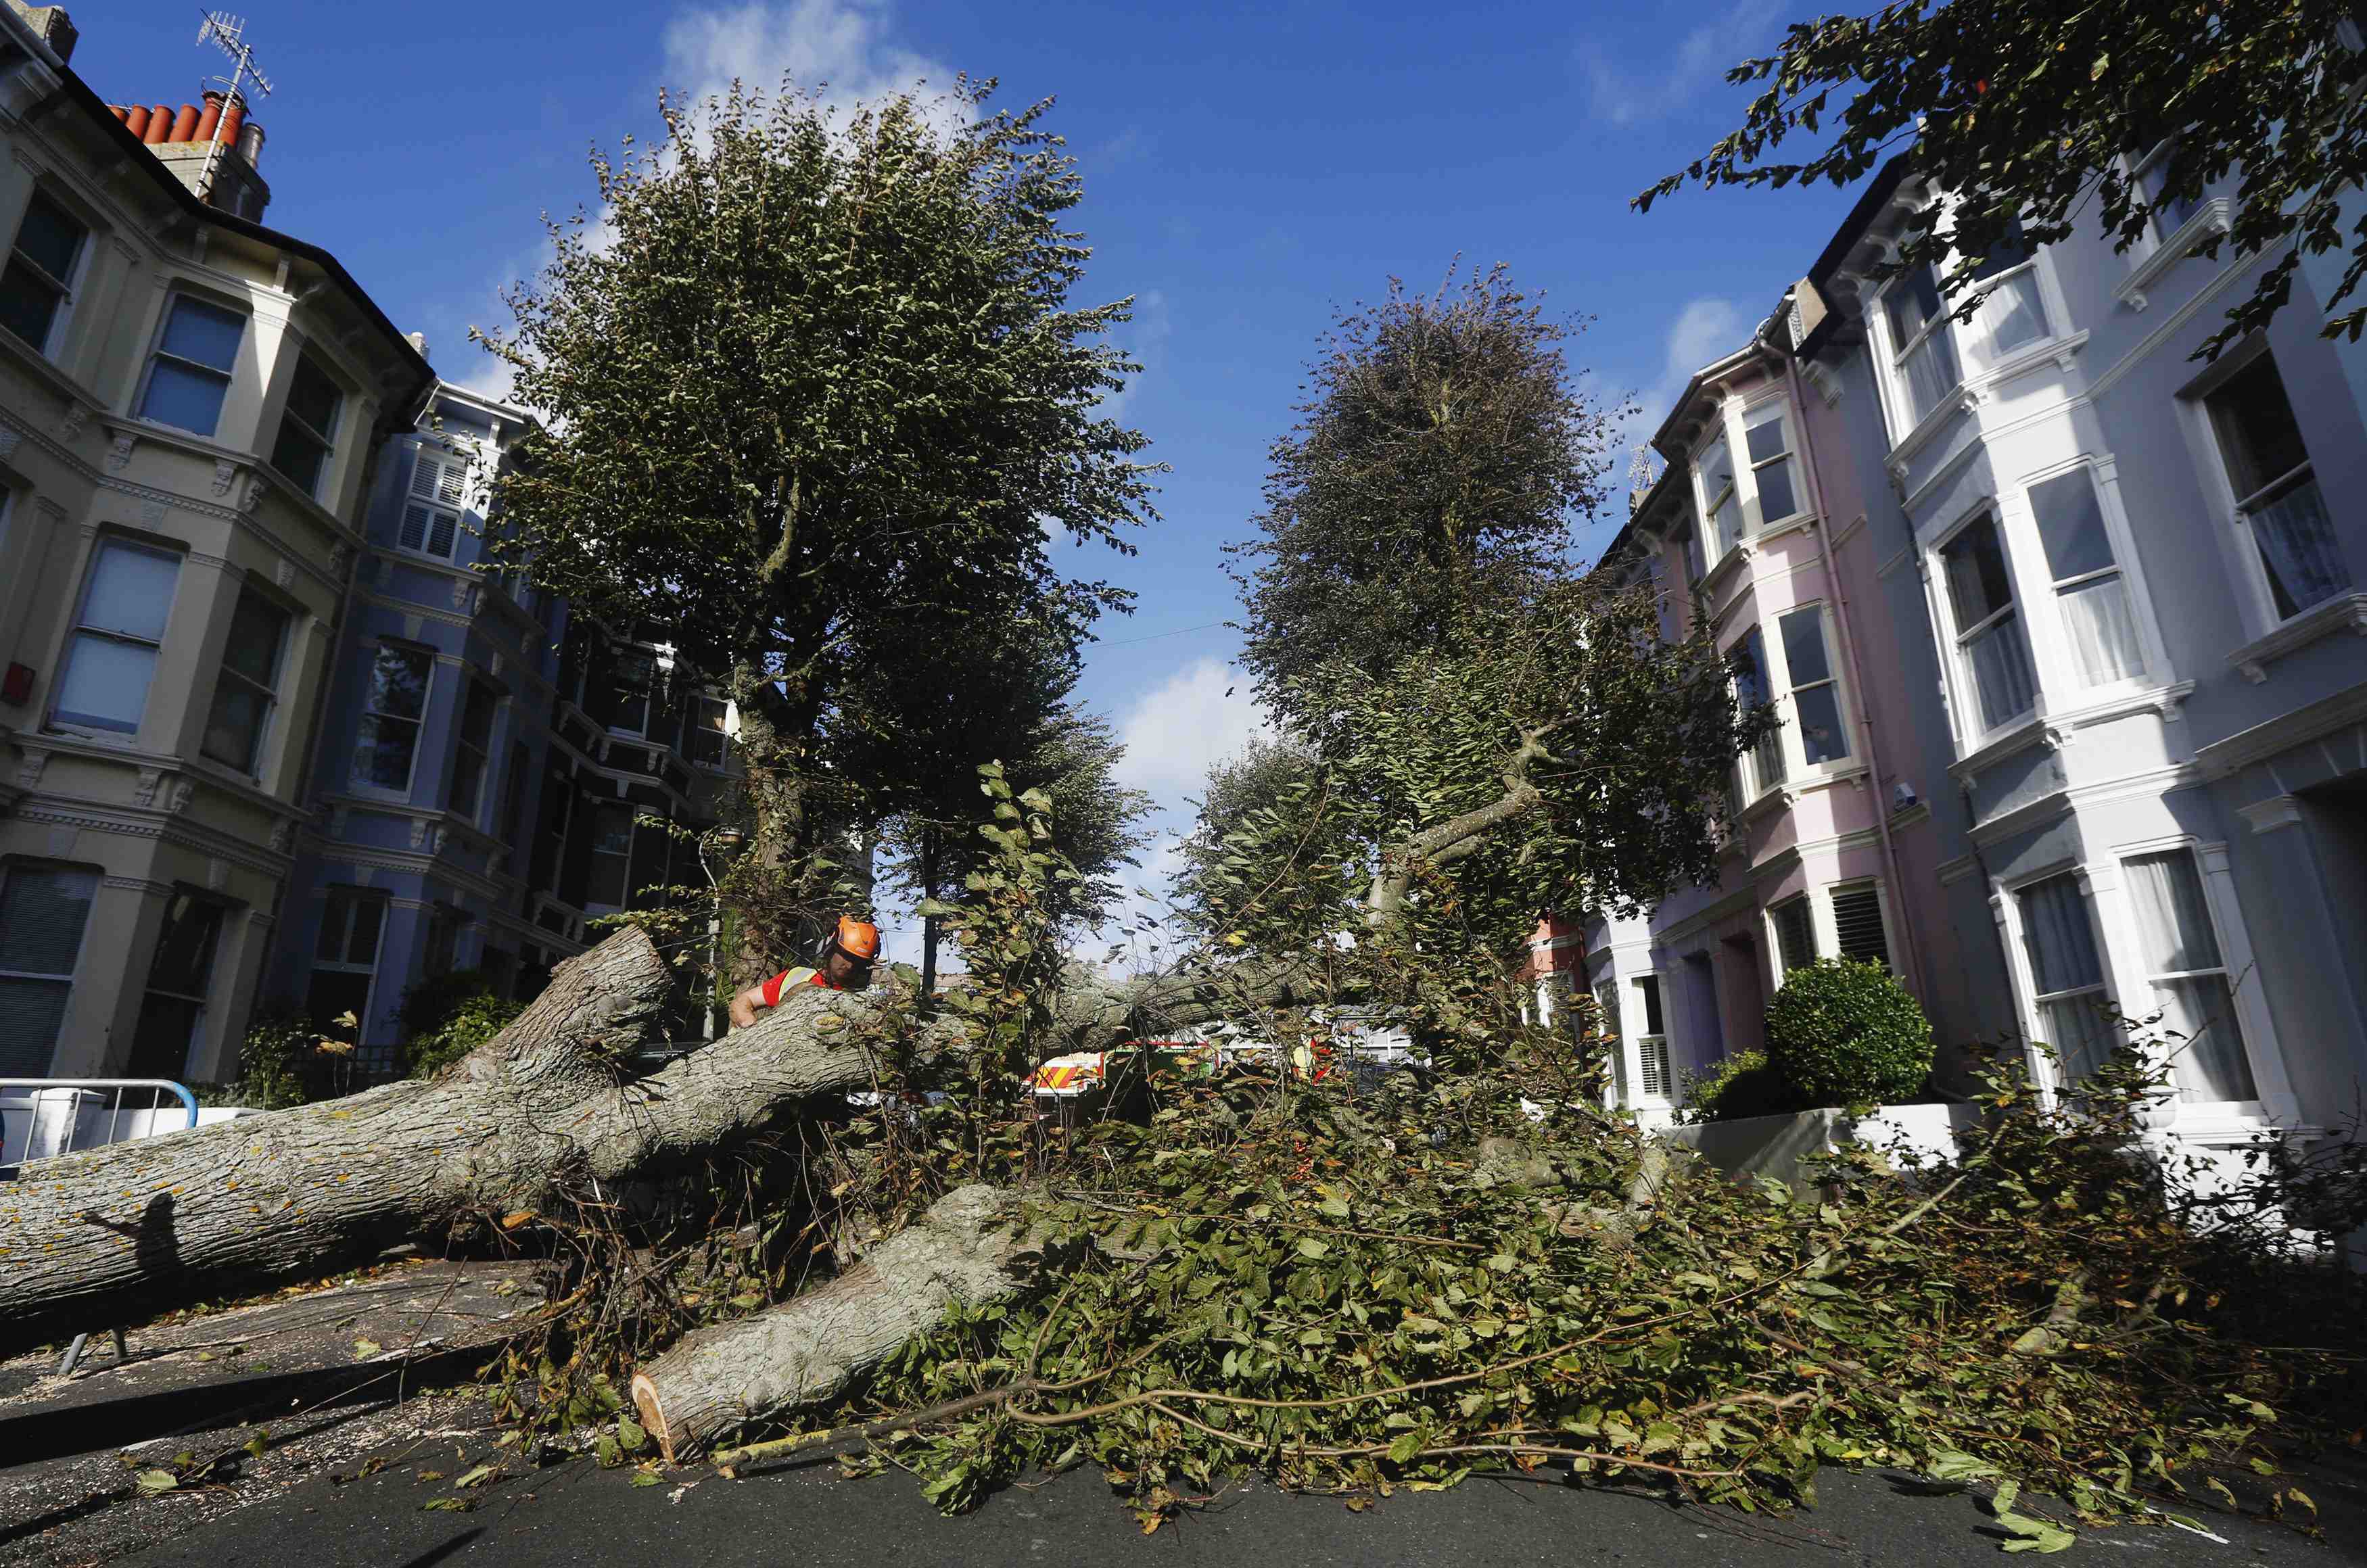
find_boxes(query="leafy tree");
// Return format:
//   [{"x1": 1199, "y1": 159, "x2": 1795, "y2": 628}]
[
  {"x1": 1227, "y1": 265, "x2": 1626, "y2": 740},
  {"x1": 1639, "y1": 0, "x2": 2367, "y2": 357},
  {"x1": 1171, "y1": 734, "x2": 1352, "y2": 944},
  {"x1": 479, "y1": 78, "x2": 1159, "y2": 961}
]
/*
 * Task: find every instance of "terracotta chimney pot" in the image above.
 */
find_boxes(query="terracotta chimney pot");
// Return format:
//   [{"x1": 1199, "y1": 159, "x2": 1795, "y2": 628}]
[
  {"x1": 170, "y1": 103, "x2": 201, "y2": 143},
  {"x1": 143, "y1": 105, "x2": 170, "y2": 144},
  {"x1": 195, "y1": 92, "x2": 222, "y2": 143},
  {"x1": 218, "y1": 97, "x2": 244, "y2": 148},
  {"x1": 119, "y1": 105, "x2": 146, "y2": 136}
]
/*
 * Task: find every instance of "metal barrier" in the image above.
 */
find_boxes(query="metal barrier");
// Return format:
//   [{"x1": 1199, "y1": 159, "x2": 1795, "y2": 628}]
[
  {"x1": 0, "y1": 1078, "x2": 199, "y2": 1163},
  {"x1": 0, "y1": 1079, "x2": 200, "y2": 1375}
]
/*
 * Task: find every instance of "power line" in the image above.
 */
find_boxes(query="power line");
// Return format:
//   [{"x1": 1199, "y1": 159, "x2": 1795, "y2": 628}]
[{"x1": 1096, "y1": 619, "x2": 1230, "y2": 648}]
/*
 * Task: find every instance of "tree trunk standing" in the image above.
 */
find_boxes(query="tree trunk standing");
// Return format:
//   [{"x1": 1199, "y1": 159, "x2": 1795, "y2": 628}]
[
  {"x1": 728, "y1": 656, "x2": 828, "y2": 987},
  {"x1": 919, "y1": 830, "x2": 941, "y2": 1001},
  {"x1": 630, "y1": 1185, "x2": 1050, "y2": 1463}
]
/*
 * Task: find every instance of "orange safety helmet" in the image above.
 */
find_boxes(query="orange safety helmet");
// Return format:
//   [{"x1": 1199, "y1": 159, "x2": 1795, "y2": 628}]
[{"x1": 832, "y1": 916, "x2": 881, "y2": 961}]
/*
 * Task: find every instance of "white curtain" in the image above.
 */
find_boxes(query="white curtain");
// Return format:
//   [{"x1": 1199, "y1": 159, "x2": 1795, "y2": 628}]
[
  {"x1": 1902, "y1": 330, "x2": 1960, "y2": 421},
  {"x1": 2057, "y1": 575, "x2": 2145, "y2": 686},
  {"x1": 1967, "y1": 613, "x2": 2038, "y2": 730},
  {"x1": 2124, "y1": 851, "x2": 2257, "y2": 1102},
  {"x1": 1977, "y1": 270, "x2": 2050, "y2": 360},
  {"x1": 2019, "y1": 875, "x2": 2111, "y2": 1083},
  {"x1": 2249, "y1": 477, "x2": 2352, "y2": 616}
]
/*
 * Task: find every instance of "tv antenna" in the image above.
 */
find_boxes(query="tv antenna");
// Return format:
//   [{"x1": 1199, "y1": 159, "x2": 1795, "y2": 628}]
[{"x1": 194, "y1": 11, "x2": 273, "y2": 207}]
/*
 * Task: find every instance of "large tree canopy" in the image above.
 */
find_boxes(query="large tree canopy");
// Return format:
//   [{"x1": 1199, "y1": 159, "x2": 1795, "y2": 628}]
[
  {"x1": 1227, "y1": 266, "x2": 1625, "y2": 740},
  {"x1": 479, "y1": 78, "x2": 1159, "y2": 935},
  {"x1": 1639, "y1": 0, "x2": 2367, "y2": 357}
]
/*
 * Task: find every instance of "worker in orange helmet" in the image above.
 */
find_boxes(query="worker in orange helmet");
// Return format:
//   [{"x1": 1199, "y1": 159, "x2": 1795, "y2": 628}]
[{"x1": 727, "y1": 915, "x2": 881, "y2": 1028}]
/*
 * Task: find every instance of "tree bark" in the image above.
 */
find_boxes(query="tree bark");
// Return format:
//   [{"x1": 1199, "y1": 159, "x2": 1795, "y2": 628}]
[{"x1": 630, "y1": 1184, "x2": 1051, "y2": 1463}]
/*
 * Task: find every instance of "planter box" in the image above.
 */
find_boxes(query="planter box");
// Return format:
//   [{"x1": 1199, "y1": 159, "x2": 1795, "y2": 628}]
[{"x1": 1660, "y1": 1103, "x2": 1980, "y2": 1192}]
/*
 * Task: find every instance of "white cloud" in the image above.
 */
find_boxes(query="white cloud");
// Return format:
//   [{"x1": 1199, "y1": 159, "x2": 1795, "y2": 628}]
[
  {"x1": 1599, "y1": 295, "x2": 1750, "y2": 530},
  {"x1": 1100, "y1": 287, "x2": 1171, "y2": 417},
  {"x1": 662, "y1": 0, "x2": 966, "y2": 138},
  {"x1": 1113, "y1": 657, "x2": 1271, "y2": 805},
  {"x1": 1580, "y1": 0, "x2": 1778, "y2": 126}
]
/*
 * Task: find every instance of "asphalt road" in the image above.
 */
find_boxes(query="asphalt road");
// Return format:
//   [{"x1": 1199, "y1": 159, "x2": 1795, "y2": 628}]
[{"x1": 128, "y1": 1446, "x2": 2367, "y2": 1568}]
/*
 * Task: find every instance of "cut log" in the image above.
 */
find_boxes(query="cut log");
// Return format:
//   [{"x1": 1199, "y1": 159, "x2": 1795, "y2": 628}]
[{"x1": 630, "y1": 1183, "x2": 1051, "y2": 1463}]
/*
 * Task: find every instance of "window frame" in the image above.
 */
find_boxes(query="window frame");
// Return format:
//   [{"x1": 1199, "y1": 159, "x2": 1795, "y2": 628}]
[
  {"x1": 0, "y1": 185, "x2": 91, "y2": 360},
  {"x1": 1767, "y1": 602, "x2": 1858, "y2": 779},
  {"x1": 268, "y1": 347, "x2": 345, "y2": 500},
  {"x1": 1827, "y1": 880, "x2": 1894, "y2": 970},
  {"x1": 397, "y1": 444, "x2": 469, "y2": 563},
  {"x1": 1729, "y1": 623, "x2": 1787, "y2": 801},
  {"x1": 2012, "y1": 460, "x2": 2161, "y2": 700},
  {"x1": 2117, "y1": 844, "x2": 2261, "y2": 1111},
  {"x1": 49, "y1": 536, "x2": 183, "y2": 740},
  {"x1": 0, "y1": 861, "x2": 99, "y2": 1076},
  {"x1": 199, "y1": 582, "x2": 293, "y2": 777},
  {"x1": 686, "y1": 695, "x2": 732, "y2": 771},
  {"x1": 1865, "y1": 215, "x2": 2067, "y2": 442},
  {"x1": 348, "y1": 641, "x2": 436, "y2": 799},
  {"x1": 1877, "y1": 261, "x2": 1965, "y2": 429},
  {"x1": 1691, "y1": 424, "x2": 1741, "y2": 564},
  {"x1": 1767, "y1": 893, "x2": 1816, "y2": 982},
  {"x1": 1928, "y1": 506, "x2": 2040, "y2": 751},
  {"x1": 2001, "y1": 868, "x2": 2117, "y2": 1101},
  {"x1": 129, "y1": 887, "x2": 227, "y2": 1078},
  {"x1": 134, "y1": 289, "x2": 248, "y2": 437},
  {"x1": 1739, "y1": 394, "x2": 1806, "y2": 532},
  {"x1": 446, "y1": 677, "x2": 498, "y2": 824},
  {"x1": 1628, "y1": 972, "x2": 1672, "y2": 1102},
  {"x1": 607, "y1": 648, "x2": 657, "y2": 740},
  {"x1": 2190, "y1": 344, "x2": 2353, "y2": 631},
  {"x1": 2130, "y1": 140, "x2": 2203, "y2": 249}
]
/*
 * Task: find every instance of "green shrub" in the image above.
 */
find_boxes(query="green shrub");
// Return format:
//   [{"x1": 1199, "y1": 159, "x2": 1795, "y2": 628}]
[
  {"x1": 1676, "y1": 1049, "x2": 1802, "y2": 1124},
  {"x1": 214, "y1": 1008, "x2": 316, "y2": 1108},
  {"x1": 1762, "y1": 957, "x2": 1933, "y2": 1108},
  {"x1": 398, "y1": 969, "x2": 526, "y2": 1079}
]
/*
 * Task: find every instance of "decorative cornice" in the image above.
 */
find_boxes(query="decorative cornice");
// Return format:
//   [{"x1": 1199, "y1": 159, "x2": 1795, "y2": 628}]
[
  {"x1": 2235, "y1": 794, "x2": 2304, "y2": 834},
  {"x1": 2112, "y1": 198, "x2": 2236, "y2": 314},
  {"x1": 2194, "y1": 680, "x2": 2367, "y2": 781}
]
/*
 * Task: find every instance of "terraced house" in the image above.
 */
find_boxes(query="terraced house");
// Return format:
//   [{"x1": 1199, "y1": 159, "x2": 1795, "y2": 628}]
[
  {"x1": 0, "y1": 6, "x2": 432, "y2": 1082},
  {"x1": 272, "y1": 379, "x2": 743, "y2": 1074},
  {"x1": 1571, "y1": 153, "x2": 2367, "y2": 1166}
]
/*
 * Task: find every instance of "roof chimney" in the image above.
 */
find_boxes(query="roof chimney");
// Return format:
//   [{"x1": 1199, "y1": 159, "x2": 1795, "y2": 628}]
[
  {"x1": 405, "y1": 331, "x2": 429, "y2": 362},
  {"x1": 107, "y1": 88, "x2": 271, "y2": 222},
  {"x1": 4, "y1": 3, "x2": 78, "y2": 63}
]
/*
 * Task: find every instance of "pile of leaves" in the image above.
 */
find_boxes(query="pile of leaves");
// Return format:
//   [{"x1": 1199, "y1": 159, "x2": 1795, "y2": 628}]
[{"x1": 830, "y1": 1037, "x2": 2361, "y2": 1537}]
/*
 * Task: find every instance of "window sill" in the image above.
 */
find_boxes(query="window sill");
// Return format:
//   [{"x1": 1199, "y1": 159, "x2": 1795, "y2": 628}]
[
  {"x1": 1945, "y1": 713, "x2": 2046, "y2": 779},
  {"x1": 2230, "y1": 592, "x2": 2367, "y2": 684},
  {"x1": 1740, "y1": 763, "x2": 1869, "y2": 820},
  {"x1": 2114, "y1": 198, "x2": 2234, "y2": 313},
  {"x1": 0, "y1": 325, "x2": 106, "y2": 427}
]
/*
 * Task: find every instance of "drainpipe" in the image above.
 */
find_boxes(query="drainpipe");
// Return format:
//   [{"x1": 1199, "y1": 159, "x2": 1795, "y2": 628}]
[{"x1": 1756, "y1": 308, "x2": 1931, "y2": 1012}]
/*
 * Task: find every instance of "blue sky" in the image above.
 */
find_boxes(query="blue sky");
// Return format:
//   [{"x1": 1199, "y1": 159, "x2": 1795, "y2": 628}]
[{"x1": 78, "y1": 1, "x2": 1868, "y2": 962}]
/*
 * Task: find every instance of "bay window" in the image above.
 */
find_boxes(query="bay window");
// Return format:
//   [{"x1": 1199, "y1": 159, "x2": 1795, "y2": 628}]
[
  {"x1": 270, "y1": 351, "x2": 344, "y2": 499},
  {"x1": 1775, "y1": 607, "x2": 1850, "y2": 766},
  {"x1": 0, "y1": 864, "x2": 97, "y2": 1075},
  {"x1": 1938, "y1": 513, "x2": 2037, "y2": 737},
  {"x1": 1733, "y1": 626, "x2": 1785, "y2": 794},
  {"x1": 127, "y1": 890, "x2": 225, "y2": 1078},
  {"x1": 2123, "y1": 849, "x2": 2256, "y2": 1103},
  {"x1": 1696, "y1": 430, "x2": 1740, "y2": 559},
  {"x1": 351, "y1": 644, "x2": 433, "y2": 792},
  {"x1": 54, "y1": 540, "x2": 181, "y2": 736},
  {"x1": 447, "y1": 679, "x2": 497, "y2": 820},
  {"x1": 1770, "y1": 895, "x2": 1814, "y2": 977},
  {"x1": 137, "y1": 293, "x2": 245, "y2": 436},
  {"x1": 2134, "y1": 142, "x2": 2201, "y2": 241},
  {"x1": 688, "y1": 695, "x2": 731, "y2": 769},
  {"x1": 1965, "y1": 225, "x2": 2052, "y2": 364},
  {"x1": 1631, "y1": 974, "x2": 1670, "y2": 1099},
  {"x1": 1742, "y1": 400, "x2": 1800, "y2": 527},
  {"x1": 0, "y1": 189, "x2": 87, "y2": 356},
  {"x1": 200, "y1": 586, "x2": 291, "y2": 774},
  {"x1": 2015, "y1": 874, "x2": 2115, "y2": 1086},
  {"x1": 586, "y1": 803, "x2": 634, "y2": 907},
  {"x1": 2025, "y1": 470, "x2": 2143, "y2": 688},
  {"x1": 2204, "y1": 353, "x2": 2351, "y2": 620},
  {"x1": 1882, "y1": 264, "x2": 1961, "y2": 423},
  {"x1": 610, "y1": 650, "x2": 655, "y2": 737}
]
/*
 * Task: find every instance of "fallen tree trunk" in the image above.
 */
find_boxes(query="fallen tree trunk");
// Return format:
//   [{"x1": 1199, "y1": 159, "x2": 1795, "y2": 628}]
[
  {"x1": 630, "y1": 1184, "x2": 1050, "y2": 1463},
  {"x1": 0, "y1": 926, "x2": 1314, "y2": 1359},
  {"x1": 0, "y1": 928, "x2": 889, "y2": 1357}
]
